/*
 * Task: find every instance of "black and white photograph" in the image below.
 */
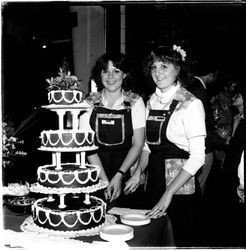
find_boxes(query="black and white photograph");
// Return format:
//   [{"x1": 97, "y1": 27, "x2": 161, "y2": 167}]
[{"x1": 1, "y1": 1, "x2": 245, "y2": 249}]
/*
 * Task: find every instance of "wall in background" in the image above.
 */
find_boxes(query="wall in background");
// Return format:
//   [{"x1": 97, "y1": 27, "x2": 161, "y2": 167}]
[{"x1": 70, "y1": 6, "x2": 105, "y2": 94}]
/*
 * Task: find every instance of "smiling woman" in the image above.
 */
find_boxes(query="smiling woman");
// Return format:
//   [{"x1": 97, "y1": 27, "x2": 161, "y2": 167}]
[
  {"x1": 150, "y1": 61, "x2": 178, "y2": 92},
  {"x1": 79, "y1": 52, "x2": 146, "y2": 208},
  {"x1": 100, "y1": 61, "x2": 127, "y2": 97},
  {"x1": 126, "y1": 44, "x2": 206, "y2": 247}
]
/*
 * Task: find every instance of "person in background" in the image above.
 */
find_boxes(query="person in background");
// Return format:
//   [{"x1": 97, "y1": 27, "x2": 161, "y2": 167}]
[
  {"x1": 79, "y1": 52, "x2": 146, "y2": 206},
  {"x1": 223, "y1": 82, "x2": 242, "y2": 144},
  {"x1": 210, "y1": 79, "x2": 239, "y2": 132},
  {"x1": 210, "y1": 79, "x2": 240, "y2": 167},
  {"x1": 218, "y1": 91, "x2": 245, "y2": 246},
  {"x1": 124, "y1": 45, "x2": 206, "y2": 246},
  {"x1": 186, "y1": 63, "x2": 217, "y2": 195}
]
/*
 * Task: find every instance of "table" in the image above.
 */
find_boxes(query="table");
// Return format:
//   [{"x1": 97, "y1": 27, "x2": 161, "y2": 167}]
[{"x1": 3, "y1": 204, "x2": 175, "y2": 248}]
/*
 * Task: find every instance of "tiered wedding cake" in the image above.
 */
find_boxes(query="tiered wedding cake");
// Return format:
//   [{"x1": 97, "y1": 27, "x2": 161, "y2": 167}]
[{"x1": 24, "y1": 68, "x2": 108, "y2": 237}]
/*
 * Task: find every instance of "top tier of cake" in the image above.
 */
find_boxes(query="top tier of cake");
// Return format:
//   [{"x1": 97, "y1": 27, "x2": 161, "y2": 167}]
[
  {"x1": 45, "y1": 66, "x2": 83, "y2": 106},
  {"x1": 39, "y1": 90, "x2": 97, "y2": 152},
  {"x1": 48, "y1": 90, "x2": 83, "y2": 105}
]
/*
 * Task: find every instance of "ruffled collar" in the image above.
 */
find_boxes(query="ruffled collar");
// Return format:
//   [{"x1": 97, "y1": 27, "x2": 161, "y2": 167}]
[
  {"x1": 154, "y1": 84, "x2": 180, "y2": 104},
  {"x1": 148, "y1": 83, "x2": 196, "y2": 111}
]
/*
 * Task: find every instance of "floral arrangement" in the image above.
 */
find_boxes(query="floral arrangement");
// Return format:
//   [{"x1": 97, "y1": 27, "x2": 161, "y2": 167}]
[
  {"x1": 173, "y1": 44, "x2": 187, "y2": 62},
  {"x1": 2, "y1": 122, "x2": 27, "y2": 168},
  {"x1": 46, "y1": 67, "x2": 82, "y2": 91},
  {"x1": 3, "y1": 182, "x2": 30, "y2": 196}
]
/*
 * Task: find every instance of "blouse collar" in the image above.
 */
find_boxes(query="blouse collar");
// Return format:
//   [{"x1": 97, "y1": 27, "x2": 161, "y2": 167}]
[
  {"x1": 154, "y1": 84, "x2": 180, "y2": 104},
  {"x1": 101, "y1": 89, "x2": 124, "y2": 109}
]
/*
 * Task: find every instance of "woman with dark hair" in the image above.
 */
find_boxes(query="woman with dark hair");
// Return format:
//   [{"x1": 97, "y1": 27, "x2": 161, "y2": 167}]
[
  {"x1": 91, "y1": 53, "x2": 133, "y2": 91},
  {"x1": 124, "y1": 45, "x2": 206, "y2": 246},
  {"x1": 79, "y1": 52, "x2": 145, "y2": 204}
]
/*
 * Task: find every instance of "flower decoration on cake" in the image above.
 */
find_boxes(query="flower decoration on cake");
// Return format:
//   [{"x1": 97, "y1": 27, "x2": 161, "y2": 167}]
[
  {"x1": 46, "y1": 59, "x2": 82, "y2": 91},
  {"x1": 46, "y1": 68, "x2": 82, "y2": 91},
  {"x1": 172, "y1": 44, "x2": 187, "y2": 62},
  {"x1": 2, "y1": 122, "x2": 27, "y2": 168}
]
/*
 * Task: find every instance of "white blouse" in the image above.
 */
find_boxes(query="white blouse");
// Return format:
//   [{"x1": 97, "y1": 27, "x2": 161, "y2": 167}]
[{"x1": 144, "y1": 84, "x2": 206, "y2": 176}]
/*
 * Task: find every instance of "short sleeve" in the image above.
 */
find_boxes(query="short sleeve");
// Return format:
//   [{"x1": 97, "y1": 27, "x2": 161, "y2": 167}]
[
  {"x1": 79, "y1": 109, "x2": 93, "y2": 131},
  {"x1": 183, "y1": 99, "x2": 206, "y2": 138},
  {"x1": 131, "y1": 97, "x2": 146, "y2": 130}
]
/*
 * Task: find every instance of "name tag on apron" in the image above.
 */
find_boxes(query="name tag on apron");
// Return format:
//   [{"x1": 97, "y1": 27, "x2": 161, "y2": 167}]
[{"x1": 101, "y1": 120, "x2": 115, "y2": 125}]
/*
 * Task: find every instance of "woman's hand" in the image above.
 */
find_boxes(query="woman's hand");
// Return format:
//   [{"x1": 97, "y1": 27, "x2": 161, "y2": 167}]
[
  {"x1": 124, "y1": 170, "x2": 141, "y2": 195},
  {"x1": 146, "y1": 190, "x2": 173, "y2": 219},
  {"x1": 105, "y1": 173, "x2": 123, "y2": 202}
]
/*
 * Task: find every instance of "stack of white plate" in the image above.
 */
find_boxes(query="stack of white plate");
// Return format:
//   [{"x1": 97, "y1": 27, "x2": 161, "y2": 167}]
[
  {"x1": 99, "y1": 224, "x2": 134, "y2": 242},
  {"x1": 120, "y1": 213, "x2": 150, "y2": 226},
  {"x1": 99, "y1": 213, "x2": 151, "y2": 242}
]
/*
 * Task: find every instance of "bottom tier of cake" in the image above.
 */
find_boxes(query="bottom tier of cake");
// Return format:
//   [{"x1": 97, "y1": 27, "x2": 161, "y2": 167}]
[{"x1": 32, "y1": 195, "x2": 106, "y2": 232}]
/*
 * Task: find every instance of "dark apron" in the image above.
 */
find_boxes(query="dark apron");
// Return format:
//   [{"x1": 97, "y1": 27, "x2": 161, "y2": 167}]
[
  {"x1": 145, "y1": 100, "x2": 190, "y2": 206},
  {"x1": 145, "y1": 99, "x2": 202, "y2": 246},
  {"x1": 89, "y1": 100, "x2": 133, "y2": 181}
]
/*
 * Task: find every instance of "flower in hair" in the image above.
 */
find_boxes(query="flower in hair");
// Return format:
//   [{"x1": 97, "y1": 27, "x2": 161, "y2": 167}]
[{"x1": 172, "y1": 44, "x2": 187, "y2": 62}]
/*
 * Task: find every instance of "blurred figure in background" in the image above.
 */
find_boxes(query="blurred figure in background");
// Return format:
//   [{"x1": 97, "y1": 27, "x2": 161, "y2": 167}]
[
  {"x1": 219, "y1": 90, "x2": 245, "y2": 247},
  {"x1": 186, "y1": 63, "x2": 217, "y2": 195},
  {"x1": 210, "y1": 79, "x2": 240, "y2": 168}
]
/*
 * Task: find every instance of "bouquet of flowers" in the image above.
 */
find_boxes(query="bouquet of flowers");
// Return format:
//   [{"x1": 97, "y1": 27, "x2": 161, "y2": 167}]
[
  {"x1": 2, "y1": 122, "x2": 27, "y2": 168},
  {"x1": 46, "y1": 59, "x2": 82, "y2": 91}
]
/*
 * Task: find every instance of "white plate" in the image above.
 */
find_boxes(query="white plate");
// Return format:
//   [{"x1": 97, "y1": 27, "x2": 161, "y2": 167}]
[
  {"x1": 120, "y1": 213, "x2": 150, "y2": 226},
  {"x1": 99, "y1": 224, "x2": 134, "y2": 242}
]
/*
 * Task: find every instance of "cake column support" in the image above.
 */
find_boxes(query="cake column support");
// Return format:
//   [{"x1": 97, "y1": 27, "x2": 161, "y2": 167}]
[
  {"x1": 72, "y1": 110, "x2": 80, "y2": 130},
  {"x1": 84, "y1": 193, "x2": 91, "y2": 205},
  {"x1": 47, "y1": 194, "x2": 55, "y2": 202},
  {"x1": 52, "y1": 153, "x2": 56, "y2": 165},
  {"x1": 56, "y1": 110, "x2": 66, "y2": 130},
  {"x1": 59, "y1": 194, "x2": 66, "y2": 209},
  {"x1": 80, "y1": 152, "x2": 85, "y2": 168},
  {"x1": 55, "y1": 152, "x2": 62, "y2": 170},
  {"x1": 76, "y1": 153, "x2": 80, "y2": 164}
]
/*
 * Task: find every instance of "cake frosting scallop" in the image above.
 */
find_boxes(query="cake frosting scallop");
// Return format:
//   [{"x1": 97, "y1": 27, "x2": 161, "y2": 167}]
[
  {"x1": 48, "y1": 90, "x2": 83, "y2": 105},
  {"x1": 40, "y1": 130, "x2": 95, "y2": 150}
]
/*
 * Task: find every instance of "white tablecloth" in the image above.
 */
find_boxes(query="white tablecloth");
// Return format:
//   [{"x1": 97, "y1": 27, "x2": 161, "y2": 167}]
[{"x1": 2, "y1": 229, "x2": 129, "y2": 250}]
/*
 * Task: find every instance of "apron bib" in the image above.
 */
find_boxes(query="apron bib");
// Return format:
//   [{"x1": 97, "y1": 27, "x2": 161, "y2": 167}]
[
  {"x1": 89, "y1": 100, "x2": 133, "y2": 180},
  {"x1": 145, "y1": 100, "x2": 195, "y2": 207}
]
